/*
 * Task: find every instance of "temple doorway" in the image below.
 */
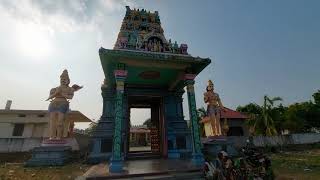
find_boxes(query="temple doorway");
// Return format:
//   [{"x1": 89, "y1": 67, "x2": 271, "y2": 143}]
[
  {"x1": 129, "y1": 108, "x2": 151, "y2": 152},
  {"x1": 126, "y1": 96, "x2": 164, "y2": 159}
]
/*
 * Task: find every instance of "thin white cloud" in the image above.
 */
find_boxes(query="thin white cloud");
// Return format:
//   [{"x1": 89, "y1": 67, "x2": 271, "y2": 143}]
[{"x1": 0, "y1": 0, "x2": 138, "y2": 33}]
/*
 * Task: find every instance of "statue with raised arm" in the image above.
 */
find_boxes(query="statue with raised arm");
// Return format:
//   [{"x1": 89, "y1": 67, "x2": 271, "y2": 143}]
[
  {"x1": 46, "y1": 70, "x2": 82, "y2": 140},
  {"x1": 201, "y1": 80, "x2": 225, "y2": 137}
]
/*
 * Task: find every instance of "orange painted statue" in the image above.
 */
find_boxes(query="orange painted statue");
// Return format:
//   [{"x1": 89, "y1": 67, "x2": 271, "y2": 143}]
[
  {"x1": 201, "y1": 80, "x2": 225, "y2": 137},
  {"x1": 46, "y1": 70, "x2": 82, "y2": 140}
]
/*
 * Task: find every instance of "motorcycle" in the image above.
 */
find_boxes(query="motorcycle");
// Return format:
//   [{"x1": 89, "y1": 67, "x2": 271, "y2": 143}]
[{"x1": 203, "y1": 147, "x2": 274, "y2": 180}]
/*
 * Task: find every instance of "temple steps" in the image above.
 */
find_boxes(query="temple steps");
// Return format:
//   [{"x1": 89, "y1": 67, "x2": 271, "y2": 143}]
[
  {"x1": 86, "y1": 168, "x2": 204, "y2": 180},
  {"x1": 82, "y1": 159, "x2": 204, "y2": 180},
  {"x1": 127, "y1": 151, "x2": 161, "y2": 160}
]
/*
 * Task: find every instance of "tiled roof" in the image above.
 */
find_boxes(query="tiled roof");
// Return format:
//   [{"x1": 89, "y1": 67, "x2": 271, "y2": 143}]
[
  {"x1": 130, "y1": 127, "x2": 150, "y2": 133},
  {"x1": 220, "y1": 107, "x2": 248, "y2": 119}
]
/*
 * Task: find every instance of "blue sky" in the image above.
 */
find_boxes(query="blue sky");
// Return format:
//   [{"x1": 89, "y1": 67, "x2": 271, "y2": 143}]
[{"x1": 0, "y1": 0, "x2": 319, "y2": 128}]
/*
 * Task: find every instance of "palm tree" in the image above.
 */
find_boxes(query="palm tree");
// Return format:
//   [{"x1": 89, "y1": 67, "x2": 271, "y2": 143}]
[
  {"x1": 253, "y1": 95, "x2": 282, "y2": 136},
  {"x1": 264, "y1": 95, "x2": 282, "y2": 135},
  {"x1": 238, "y1": 96, "x2": 283, "y2": 136}
]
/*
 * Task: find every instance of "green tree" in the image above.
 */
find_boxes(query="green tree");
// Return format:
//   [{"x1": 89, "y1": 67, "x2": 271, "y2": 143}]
[
  {"x1": 283, "y1": 103, "x2": 307, "y2": 133},
  {"x1": 310, "y1": 90, "x2": 320, "y2": 130},
  {"x1": 262, "y1": 95, "x2": 282, "y2": 136},
  {"x1": 237, "y1": 103, "x2": 263, "y2": 135},
  {"x1": 237, "y1": 103, "x2": 262, "y2": 115},
  {"x1": 237, "y1": 90, "x2": 320, "y2": 135},
  {"x1": 283, "y1": 91, "x2": 320, "y2": 133},
  {"x1": 312, "y1": 90, "x2": 320, "y2": 105},
  {"x1": 84, "y1": 122, "x2": 97, "y2": 136},
  {"x1": 197, "y1": 107, "x2": 207, "y2": 137},
  {"x1": 197, "y1": 107, "x2": 207, "y2": 118},
  {"x1": 236, "y1": 96, "x2": 282, "y2": 136},
  {"x1": 143, "y1": 118, "x2": 152, "y2": 128},
  {"x1": 271, "y1": 103, "x2": 287, "y2": 133}
]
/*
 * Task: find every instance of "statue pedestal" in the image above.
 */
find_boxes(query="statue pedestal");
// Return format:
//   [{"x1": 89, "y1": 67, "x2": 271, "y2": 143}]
[
  {"x1": 201, "y1": 136, "x2": 238, "y2": 158},
  {"x1": 202, "y1": 135, "x2": 227, "y2": 143},
  {"x1": 42, "y1": 138, "x2": 68, "y2": 146},
  {"x1": 25, "y1": 139, "x2": 72, "y2": 167}
]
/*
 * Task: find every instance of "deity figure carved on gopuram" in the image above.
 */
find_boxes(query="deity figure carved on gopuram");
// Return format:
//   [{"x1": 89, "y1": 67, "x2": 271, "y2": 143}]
[{"x1": 114, "y1": 6, "x2": 188, "y2": 54}]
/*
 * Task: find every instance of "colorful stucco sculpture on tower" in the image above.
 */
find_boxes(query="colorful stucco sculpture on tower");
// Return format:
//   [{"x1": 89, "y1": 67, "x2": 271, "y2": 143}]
[
  {"x1": 201, "y1": 80, "x2": 225, "y2": 137},
  {"x1": 114, "y1": 6, "x2": 189, "y2": 55},
  {"x1": 46, "y1": 70, "x2": 82, "y2": 140}
]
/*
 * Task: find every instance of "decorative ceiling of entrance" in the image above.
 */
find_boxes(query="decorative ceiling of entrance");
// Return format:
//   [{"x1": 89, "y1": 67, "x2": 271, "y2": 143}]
[
  {"x1": 139, "y1": 71, "x2": 160, "y2": 80},
  {"x1": 127, "y1": 67, "x2": 177, "y2": 86}
]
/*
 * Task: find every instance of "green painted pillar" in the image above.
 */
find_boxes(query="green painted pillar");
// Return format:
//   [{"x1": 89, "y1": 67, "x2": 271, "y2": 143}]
[
  {"x1": 109, "y1": 70, "x2": 127, "y2": 173},
  {"x1": 184, "y1": 74, "x2": 204, "y2": 166}
]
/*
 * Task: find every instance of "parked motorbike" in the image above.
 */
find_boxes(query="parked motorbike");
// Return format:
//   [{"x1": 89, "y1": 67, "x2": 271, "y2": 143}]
[{"x1": 203, "y1": 147, "x2": 274, "y2": 180}]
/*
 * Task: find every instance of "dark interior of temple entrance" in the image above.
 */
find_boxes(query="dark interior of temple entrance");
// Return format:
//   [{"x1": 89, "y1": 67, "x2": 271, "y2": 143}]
[{"x1": 126, "y1": 96, "x2": 164, "y2": 159}]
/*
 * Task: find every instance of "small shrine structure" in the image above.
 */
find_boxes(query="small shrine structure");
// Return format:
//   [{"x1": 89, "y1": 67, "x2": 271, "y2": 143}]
[{"x1": 89, "y1": 6, "x2": 211, "y2": 172}]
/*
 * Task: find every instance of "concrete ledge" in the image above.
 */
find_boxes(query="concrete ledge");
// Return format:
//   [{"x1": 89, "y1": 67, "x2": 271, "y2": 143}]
[
  {"x1": 25, "y1": 146, "x2": 72, "y2": 166},
  {"x1": 109, "y1": 159, "x2": 124, "y2": 173},
  {"x1": 87, "y1": 153, "x2": 111, "y2": 164},
  {"x1": 0, "y1": 137, "x2": 80, "y2": 152},
  {"x1": 168, "y1": 151, "x2": 180, "y2": 159}
]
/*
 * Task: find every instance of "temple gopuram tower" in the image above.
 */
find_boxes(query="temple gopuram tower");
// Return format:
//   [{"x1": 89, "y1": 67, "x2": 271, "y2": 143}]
[{"x1": 89, "y1": 6, "x2": 211, "y2": 172}]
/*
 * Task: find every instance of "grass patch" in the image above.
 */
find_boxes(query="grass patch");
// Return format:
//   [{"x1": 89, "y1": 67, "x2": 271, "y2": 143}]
[{"x1": 271, "y1": 149, "x2": 320, "y2": 180}]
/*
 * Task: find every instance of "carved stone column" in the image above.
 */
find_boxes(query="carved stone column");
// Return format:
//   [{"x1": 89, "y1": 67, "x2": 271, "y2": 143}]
[
  {"x1": 109, "y1": 70, "x2": 127, "y2": 173},
  {"x1": 184, "y1": 74, "x2": 204, "y2": 166}
]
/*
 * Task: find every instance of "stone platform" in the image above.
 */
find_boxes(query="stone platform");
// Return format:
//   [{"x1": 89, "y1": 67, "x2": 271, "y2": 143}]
[
  {"x1": 81, "y1": 159, "x2": 203, "y2": 180},
  {"x1": 25, "y1": 146, "x2": 72, "y2": 166},
  {"x1": 202, "y1": 136, "x2": 239, "y2": 157},
  {"x1": 25, "y1": 139, "x2": 73, "y2": 166}
]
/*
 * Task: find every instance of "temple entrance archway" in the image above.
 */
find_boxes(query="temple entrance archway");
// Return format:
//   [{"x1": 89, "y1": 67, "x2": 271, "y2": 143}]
[
  {"x1": 89, "y1": 5, "x2": 211, "y2": 173},
  {"x1": 129, "y1": 132, "x2": 149, "y2": 151},
  {"x1": 125, "y1": 95, "x2": 165, "y2": 159},
  {"x1": 128, "y1": 108, "x2": 151, "y2": 152}
]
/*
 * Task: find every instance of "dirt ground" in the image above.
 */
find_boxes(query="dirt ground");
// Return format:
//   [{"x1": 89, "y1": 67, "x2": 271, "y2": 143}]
[
  {"x1": 0, "y1": 153, "x2": 90, "y2": 180},
  {"x1": 0, "y1": 163, "x2": 90, "y2": 180}
]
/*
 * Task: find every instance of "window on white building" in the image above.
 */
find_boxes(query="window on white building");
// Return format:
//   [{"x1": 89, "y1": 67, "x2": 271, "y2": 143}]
[{"x1": 12, "y1": 124, "x2": 24, "y2": 136}]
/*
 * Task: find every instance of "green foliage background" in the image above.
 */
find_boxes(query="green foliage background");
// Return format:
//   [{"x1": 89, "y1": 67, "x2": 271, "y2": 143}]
[{"x1": 237, "y1": 90, "x2": 320, "y2": 135}]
